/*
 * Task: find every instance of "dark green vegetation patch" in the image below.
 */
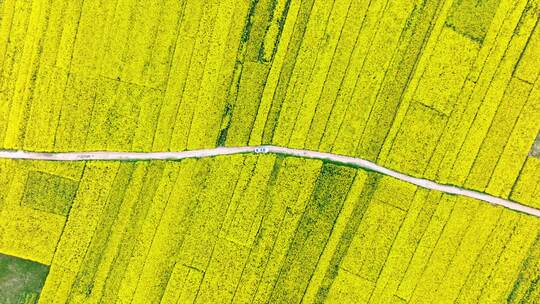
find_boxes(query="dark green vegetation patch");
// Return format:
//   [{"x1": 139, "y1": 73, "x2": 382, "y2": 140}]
[
  {"x1": 0, "y1": 254, "x2": 49, "y2": 304},
  {"x1": 446, "y1": 0, "x2": 503, "y2": 42},
  {"x1": 22, "y1": 171, "x2": 79, "y2": 216}
]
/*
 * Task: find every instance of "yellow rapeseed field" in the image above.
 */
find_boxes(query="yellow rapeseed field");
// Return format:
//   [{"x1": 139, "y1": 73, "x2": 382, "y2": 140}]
[{"x1": 0, "y1": 0, "x2": 539, "y2": 303}]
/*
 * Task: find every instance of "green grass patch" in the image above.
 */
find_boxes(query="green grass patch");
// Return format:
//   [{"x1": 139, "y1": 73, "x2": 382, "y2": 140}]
[{"x1": 0, "y1": 253, "x2": 49, "y2": 304}]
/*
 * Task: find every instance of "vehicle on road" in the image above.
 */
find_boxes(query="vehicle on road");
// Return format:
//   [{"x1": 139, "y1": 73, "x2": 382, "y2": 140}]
[{"x1": 254, "y1": 146, "x2": 269, "y2": 154}]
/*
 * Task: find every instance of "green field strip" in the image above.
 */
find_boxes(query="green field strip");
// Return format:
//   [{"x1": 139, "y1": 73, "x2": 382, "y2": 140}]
[
  {"x1": 151, "y1": 0, "x2": 204, "y2": 152},
  {"x1": 38, "y1": 163, "x2": 119, "y2": 303},
  {"x1": 249, "y1": 0, "x2": 302, "y2": 146},
  {"x1": 434, "y1": 202, "x2": 502, "y2": 302},
  {"x1": 395, "y1": 194, "x2": 456, "y2": 301},
  {"x1": 511, "y1": 157, "x2": 540, "y2": 208},
  {"x1": 131, "y1": 159, "x2": 211, "y2": 304},
  {"x1": 465, "y1": 77, "x2": 533, "y2": 191},
  {"x1": 302, "y1": 0, "x2": 369, "y2": 151},
  {"x1": 315, "y1": 174, "x2": 380, "y2": 302},
  {"x1": 332, "y1": 0, "x2": 413, "y2": 157},
  {"x1": 0, "y1": 253, "x2": 50, "y2": 304},
  {"x1": 232, "y1": 157, "x2": 321, "y2": 303},
  {"x1": 53, "y1": 74, "x2": 97, "y2": 151},
  {"x1": 269, "y1": 164, "x2": 356, "y2": 303},
  {"x1": 98, "y1": 162, "x2": 165, "y2": 303},
  {"x1": 508, "y1": 235, "x2": 540, "y2": 303},
  {"x1": 66, "y1": 162, "x2": 136, "y2": 303},
  {"x1": 187, "y1": 0, "x2": 239, "y2": 150},
  {"x1": 114, "y1": 162, "x2": 182, "y2": 303},
  {"x1": 455, "y1": 210, "x2": 521, "y2": 303},
  {"x1": 168, "y1": 0, "x2": 219, "y2": 151},
  {"x1": 0, "y1": 0, "x2": 32, "y2": 147},
  {"x1": 478, "y1": 215, "x2": 540, "y2": 303},
  {"x1": 260, "y1": 0, "x2": 315, "y2": 144},
  {"x1": 367, "y1": 190, "x2": 441, "y2": 304},
  {"x1": 271, "y1": 0, "x2": 336, "y2": 147},
  {"x1": 118, "y1": 0, "x2": 165, "y2": 87},
  {"x1": 308, "y1": 0, "x2": 377, "y2": 153},
  {"x1": 353, "y1": 0, "x2": 446, "y2": 163},
  {"x1": 449, "y1": 4, "x2": 539, "y2": 186},
  {"x1": 302, "y1": 170, "x2": 368, "y2": 303},
  {"x1": 287, "y1": 0, "x2": 352, "y2": 149},
  {"x1": 385, "y1": 102, "x2": 447, "y2": 176},
  {"x1": 430, "y1": 0, "x2": 529, "y2": 184},
  {"x1": 486, "y1": 79, "x2": 540, "y2": 198}
]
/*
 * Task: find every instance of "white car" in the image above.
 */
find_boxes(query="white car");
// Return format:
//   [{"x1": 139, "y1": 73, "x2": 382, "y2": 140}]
[{"x1": 254, "y1": 146, "x2": 269, "y2": 153}]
